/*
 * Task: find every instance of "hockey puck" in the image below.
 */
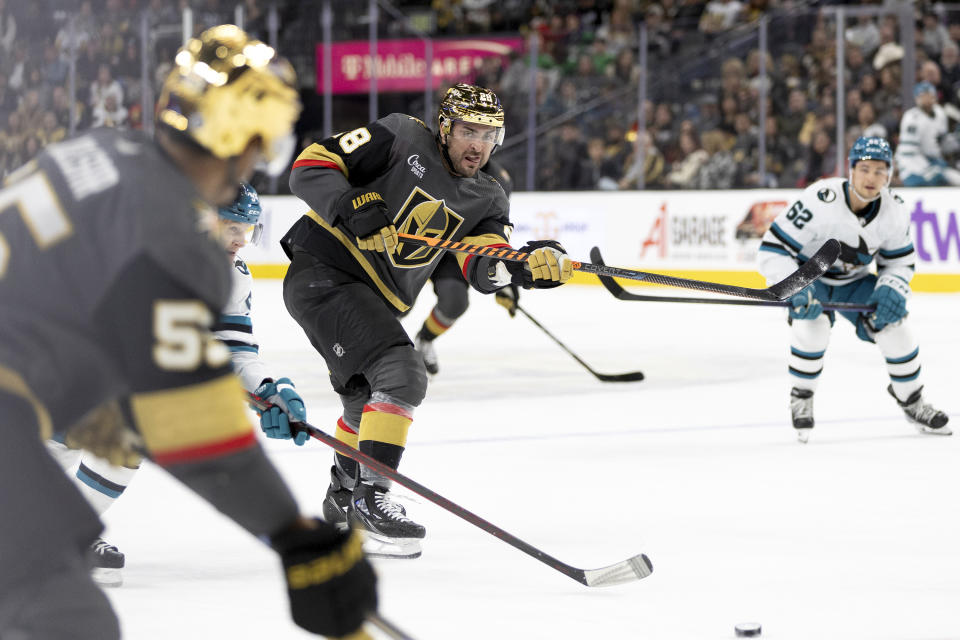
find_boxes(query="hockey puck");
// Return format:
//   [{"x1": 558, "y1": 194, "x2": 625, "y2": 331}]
[{"x1": 734, "y1": 622, "x2": 762, "y2": 637}]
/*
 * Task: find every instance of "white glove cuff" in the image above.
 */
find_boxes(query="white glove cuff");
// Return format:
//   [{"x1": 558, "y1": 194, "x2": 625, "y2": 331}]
[{"x1": 876, "y1": 274, "x2": 911, "y2": 300}]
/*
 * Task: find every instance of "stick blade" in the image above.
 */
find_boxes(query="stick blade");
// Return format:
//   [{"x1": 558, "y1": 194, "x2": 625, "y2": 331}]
[
  {"x1": 581, "y1": 553, "x2": 654, "y2": 587},
  {"x1": 766, "y1": 239, "x2": 840, "y2": 300},
  {"x1": 594, "y1": 370, "x2": 645, "y2": 382}
]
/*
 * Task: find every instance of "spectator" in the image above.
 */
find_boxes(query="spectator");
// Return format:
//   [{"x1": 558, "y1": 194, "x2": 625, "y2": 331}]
[
  {"x1": 920, "y1": 11, "x2": 952, "y2": 60},
  {"x1": 0, "y1": 0, "x2": 15, "y2": 55},
  {"x1": 42, "y1": 43, "x2": 69, "y2": 89},
  {"x1": 665, "y1": 130, "x2": 709, "y2": 188},
  {"x1": 803, "y1": 128, "x2": 836, "y2": 184},
  {"x1": 619, "y1": 130, "x2": 665, "y2": 189},
  {"x1": 941, "y1": 42, "x2": 960, "y2": 105},
  {"x1": 0, "y1": 72, "x2": 16, "y2": 121},
  {"x1": 40, "y1": 110, "x2": 66, "y2": 145},
  {"x1": 857, "y1": 101, "x2": 888, "y2": 140},
  {"x1": 644, "y1": 3, "x2": 676, "y2": 60},
  {"x1": 845, "y1": 15, "x2": 881, "y2": 58},
  {"x1": 89, "y1": 64, "x2": 123, "y2": 111},
  {"x1": 580, "y1": 136, "x2": 620, "y2": 189},
  {"x1": 91, "y1": 92, "x2": 128, "y2": 129},
  {"x1": 920, "y1": 59, "x2": 949, "y2": 103},
  {"x1": 607, "y1": 47, "x2": 639, "y2": 85},
  {"x1": 699, "y1": 0, "x2": 743, "y2": 35},
  {"x1": 696, "y1": 130, "x2": 737, "y2": 189}
]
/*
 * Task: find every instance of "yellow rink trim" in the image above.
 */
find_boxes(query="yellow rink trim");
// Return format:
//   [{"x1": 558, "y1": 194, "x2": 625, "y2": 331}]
[{"x1": 247, "y1": 264, "x2": 960, "y2": 292}]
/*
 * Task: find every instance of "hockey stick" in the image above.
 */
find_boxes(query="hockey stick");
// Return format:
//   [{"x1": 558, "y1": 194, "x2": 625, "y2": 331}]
[
  {"x1": 249, "y1": 394, "x2": 653, "y2": 587},
  {"x1": 589, "y1": 247, "x2": 875, "y2": 313},
  {"x1": 515, "y1": 303, "x2": 644, "y2": 382},
  {"x1": 367, "y1": 612, "x2": 417, "y2": 640},
  {"x1": 397, "y1": 233, "x2": 840, "y2": 301}
]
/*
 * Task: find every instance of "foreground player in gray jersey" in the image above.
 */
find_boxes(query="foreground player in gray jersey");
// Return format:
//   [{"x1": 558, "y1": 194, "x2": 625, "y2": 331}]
[
  {"x1": 0, "y1": 25, "x2": 375, "y2": 639},
  {"x1": 759, "y1": 136, "x2": 950, "y2": 442},
  {"x1": 281, "y1": 83, "x2": 572, "y2": 558}
]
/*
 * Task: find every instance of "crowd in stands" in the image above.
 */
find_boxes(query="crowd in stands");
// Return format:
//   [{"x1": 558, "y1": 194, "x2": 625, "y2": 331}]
[{"x1": 3, "y1": 0, "x2": 960, "y2": 192}]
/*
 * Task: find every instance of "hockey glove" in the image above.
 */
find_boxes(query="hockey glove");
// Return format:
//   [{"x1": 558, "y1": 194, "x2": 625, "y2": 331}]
[
  {"x1": 866, "y1": 274, "x2": 909, "y2": 331},
  {"x1": 788, "y1": 285, "x2": 822, "y2": 320},
  {"x1": 272, "y1": 520, "x2": 377, "y2": 638},
  {"x1": 506, "y1": 240, "x2": 573, "y2": 289},
  {"x1": 336, "y1": 188, "x2": 398, "y2": 254},
  {"x1": 252, "y1": 378, "x2": 308, "y2": 446},
  {"x1": 495, "y1": 283, "x2": 520, "y2": 317}
]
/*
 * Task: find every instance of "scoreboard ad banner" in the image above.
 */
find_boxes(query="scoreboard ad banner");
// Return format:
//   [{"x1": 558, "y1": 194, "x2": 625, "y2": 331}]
[{"x1": 315, "y1": 37, "x2": 523, "y2": 94}]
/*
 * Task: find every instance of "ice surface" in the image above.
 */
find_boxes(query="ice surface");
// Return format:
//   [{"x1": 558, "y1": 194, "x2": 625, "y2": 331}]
[{"x1": 105, "y1": 280, "x2": 960, "y2": 639}]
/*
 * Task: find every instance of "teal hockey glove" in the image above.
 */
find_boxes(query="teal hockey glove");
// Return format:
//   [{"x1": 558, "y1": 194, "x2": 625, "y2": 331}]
[
  {"x1": 788, "y1": 285, "x2": 822, "y2": 320},
  {"x1": 252, "y1": 378, "x2": 308, "y2": 445},
  {"x1": 866, "y1": 275, "x2": 909, "y2": 331}
]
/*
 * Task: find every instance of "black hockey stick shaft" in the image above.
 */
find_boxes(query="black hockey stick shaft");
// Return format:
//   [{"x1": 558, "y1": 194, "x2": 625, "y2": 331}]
[
  {"x1": 590, "y1": 251, "x2": 875, "y2": 313},
  {"x1": 398, "y1": 233, "x2": 840, "y2": 301},
  {"x1": 515, "y1": 304, "x2": 644, "y2": 382},
  {"x1": 249, "y1": 394, "x2": 652, "y2": 587},
  {"x1": 367, "y1": 612, "x2": 417, "y2": 640}
]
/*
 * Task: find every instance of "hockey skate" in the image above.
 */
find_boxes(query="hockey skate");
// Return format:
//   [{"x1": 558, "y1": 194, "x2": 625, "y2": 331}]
[
  {"x1": 321, "y1": 466, "x2": 353, "y2": 531},
  {"x1": 414, "y1": 335, "x2": 439, "y2": 375},
  {"x1": 350, "y1": 482, "x2": 425, "y2": 560},
  {"x1": 88, "y1": 538, "x2": 124, "y2": 587},
  {"x1": 790, "y1": 387, "x2": 814, "y2": 443},
  {"x1": 888, "y1": 385, "x2": 951, "y2": 435}
]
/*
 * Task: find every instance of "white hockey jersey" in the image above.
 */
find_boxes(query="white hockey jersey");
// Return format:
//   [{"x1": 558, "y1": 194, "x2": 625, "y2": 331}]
[
  {"x1": 213, "y1": 256, "x2": 272, "y2": 392},
  {"x1": 895, "y1": 104, "x2": 948, "y2": 177},
  {"x1": 758, "y1": 177, "x2": 915, "y2": 288}
]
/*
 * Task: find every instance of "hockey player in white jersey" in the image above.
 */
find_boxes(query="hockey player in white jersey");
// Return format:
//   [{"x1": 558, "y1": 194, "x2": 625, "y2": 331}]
[
  {"x1": 894, "y1": 82, "x2": 960, "y2": 186},
  {"x1": 759, "y1": 136, "x2": 950, "y2": 442},
  {"x1": 45, "y1": 183, "x2": 308, "y2": 586}
]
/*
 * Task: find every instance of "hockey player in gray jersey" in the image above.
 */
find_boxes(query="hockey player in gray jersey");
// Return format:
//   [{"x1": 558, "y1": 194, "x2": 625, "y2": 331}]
[
  {"x1": 0, "y1": 25, "x2": 375, "y2": 640},
  {"x1": 412, "y1": 157, "x2": 519, "y2": 375},
  {"x1": 44, "y1": 182, "x2": 310, "y2": 588},
  {"x1": 281, "y1": 83, "x2": 572, "y2": 558},
  {"x1": 759, "y1": 136, "x2": 950, "y2": 442}
]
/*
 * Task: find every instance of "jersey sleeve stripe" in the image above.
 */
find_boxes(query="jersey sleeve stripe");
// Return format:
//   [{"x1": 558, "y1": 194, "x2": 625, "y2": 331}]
[
  {"x1": 77, "y1": 463, "x2": 127, "y2": 497},
  {"x1": 292, "y1": 158, "x2": 343, "y2": 172},
  {"x1": 879, "y1": 245, "x2": 914, "y2": 259},
  {"x1": 131, "y1": 374, "x2": 255, "y2": 463},
  {"x1": 769, "y1": 223, "x2": 803, "y2": 252},
  {"x1": 292, "y1": 143, "x2": 348, "y2": 176},
  {"x1": 213, "y1": 321, "x2": 253, "y2": 334},
  {"x1": 759, "y1": 241, "x2": 791, "y2": 256},
  {"x1": 224, "y1": 341, "x2": 259, "y2": 353},
  {"x1": 151, "y1": 431, "x2": 258, "y2": 466},
  {"x1": 219, "y1": 314, "x2": 252, "y2": 326}
]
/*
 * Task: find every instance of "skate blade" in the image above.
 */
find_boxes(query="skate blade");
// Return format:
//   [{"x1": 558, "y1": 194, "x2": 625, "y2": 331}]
[
  {"x1": 361, "y1": 532, "x2": 422, "y2": 560},
  {"x1": 916, "y1": 424, "x2": 953, "y2": 436},
  {"x1": 91, "y1": 567, "x2": 123, "y2": 588}
]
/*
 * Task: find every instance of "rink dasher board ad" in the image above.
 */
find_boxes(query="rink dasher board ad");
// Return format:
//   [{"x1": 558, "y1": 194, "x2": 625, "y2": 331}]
[{"x1": 244, "y1": 190, "x2": 960, "y2": 292}]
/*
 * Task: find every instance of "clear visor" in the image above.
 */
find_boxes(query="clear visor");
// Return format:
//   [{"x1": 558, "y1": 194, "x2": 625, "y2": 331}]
[
  {"x1": 448, "y1": 122, "x2": 505, "y2": 147},
  {"x1": 217, "y1": 219, "x2": 263, "y2": 247}
]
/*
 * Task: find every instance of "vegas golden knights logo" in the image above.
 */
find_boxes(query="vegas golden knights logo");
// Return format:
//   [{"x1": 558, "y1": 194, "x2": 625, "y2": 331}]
[{"x1": 391, "y1": 186, "x2": 464, "y2": 268}]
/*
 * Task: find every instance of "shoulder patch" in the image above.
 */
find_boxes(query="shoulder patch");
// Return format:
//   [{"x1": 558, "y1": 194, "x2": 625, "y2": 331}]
[
  {"x1": 234, "y1": 258, "x2": 250, "y2": 275},
  {"x1": 817, "y1": 188, "x2": 836, "y2": 203},
  {"x1": 892, "y1": 193, "x2": 904, "y2": 204}
]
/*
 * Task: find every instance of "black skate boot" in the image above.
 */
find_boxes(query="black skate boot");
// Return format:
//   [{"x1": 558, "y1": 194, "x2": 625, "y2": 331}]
[
  {"x1": 790, "y1": 387, "x2": 814, "y2": 443},
  {"x1": 350, "y1": 481, "x2": 426, "y2": 559},
  {"x1": 88, "y1": 538, "x2": 124, "y2": 587},
  {"x1": 321, "y1": 466, "x2": 354, "y2": 531},
  {"x1": 888, "y1": 385, "x2": 951, "y2": 435}
]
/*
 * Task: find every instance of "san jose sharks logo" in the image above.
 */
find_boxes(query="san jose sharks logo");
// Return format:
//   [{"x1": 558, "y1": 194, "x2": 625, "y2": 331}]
[
  {"x1": 838, "y1": 236, "x2": 873, "y2": 268},
  {"x1": 390, "y1": 186, "x2": 464, "y2": 268}
]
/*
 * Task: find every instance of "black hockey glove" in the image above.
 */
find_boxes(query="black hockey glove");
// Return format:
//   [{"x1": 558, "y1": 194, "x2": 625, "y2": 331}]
[
  {"x1": 271, "y1": 520, "x2": 377, "y2": 638},
  {"x1": 336, "y1": 187, "x2": 398, "y2": 253},
  {"x1": 506, "y1": 240, "x2": 573, "y2": 289},
  {"x1": 495, "y1": 283, "x2": 520, "y2": 317}
]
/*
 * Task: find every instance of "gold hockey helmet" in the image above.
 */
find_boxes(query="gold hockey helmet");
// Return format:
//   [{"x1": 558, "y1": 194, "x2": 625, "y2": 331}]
[
  {"x1": 437, "y1": 83, "x2": 505, "y2": 146},
  {"x1": 156, "y1": 24, "x2": 302, "y2": 175}
]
